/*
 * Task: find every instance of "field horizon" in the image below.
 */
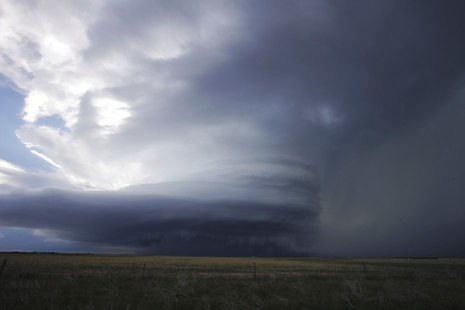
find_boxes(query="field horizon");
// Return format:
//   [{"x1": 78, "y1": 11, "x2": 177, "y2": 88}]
[
  {"x1": 1, "y1": 252, "x2": 465, "y2": 309},
  {"x1": 3, "y1": 250, "x2": 462, "y2": 259}
]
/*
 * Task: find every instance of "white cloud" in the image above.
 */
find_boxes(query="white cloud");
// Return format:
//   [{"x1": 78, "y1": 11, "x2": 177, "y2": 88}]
[
  {"x1": 0, "y1": 159, "x2": 71, "y2": 190},
  {"x1": 304, "y1": 105, "x2": 342, "y2": 125},
  {"x1": 0, "y1": 159, "x2": 25, "y2": 174},
  {"x1": 92, "y1": 97, "x2": 131, "y2": 135},
  {"x1": 0, "y1": 159, "x2": 24, "y2": 186},
  {"x1": 0, "y1": 0, "x2": 321, "y2": 199},
  {"x1": 0, "y1": 0, "x2": 246, "y2": 190}
]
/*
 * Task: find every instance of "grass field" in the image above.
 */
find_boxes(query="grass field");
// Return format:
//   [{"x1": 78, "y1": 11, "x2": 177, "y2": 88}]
[{"x1": 0, "y1": 253, "x2": 464, "y2": 309}]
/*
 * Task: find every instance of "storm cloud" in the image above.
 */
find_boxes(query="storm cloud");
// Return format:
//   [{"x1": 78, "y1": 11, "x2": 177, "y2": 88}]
[
  {"x1": 1, "y1": 0, "x2": 465, "y2": 256},
  {"x1": 0, "y1": 184, "x2": 318, "y2": 256}
]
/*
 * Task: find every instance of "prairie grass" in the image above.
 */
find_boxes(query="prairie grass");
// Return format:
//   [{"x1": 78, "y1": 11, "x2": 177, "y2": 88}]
[{"x1": 0, "y1": 253, "x2": 464, "y2": 309}]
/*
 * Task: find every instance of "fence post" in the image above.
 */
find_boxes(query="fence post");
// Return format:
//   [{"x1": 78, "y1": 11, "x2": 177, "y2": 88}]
[
  {"x1": 141, "y1": 263, "x2": 146, "y2": 279},
  {"x1": 0, "y1": 259, "x2": 7, "y2": 279},
  {"x1": 253, "y1": 256, "x2": 256, "y2": 280}
]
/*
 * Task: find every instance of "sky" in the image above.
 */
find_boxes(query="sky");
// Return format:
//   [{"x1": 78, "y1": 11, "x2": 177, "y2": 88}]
[{"x1": 0, "y1": 0, "x2": 465, "y2": 257}]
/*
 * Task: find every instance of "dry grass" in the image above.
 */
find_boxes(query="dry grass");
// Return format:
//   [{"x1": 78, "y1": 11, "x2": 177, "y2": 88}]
[{"x1": 0, "y1": 253, "x2": 464, "y2": 309}]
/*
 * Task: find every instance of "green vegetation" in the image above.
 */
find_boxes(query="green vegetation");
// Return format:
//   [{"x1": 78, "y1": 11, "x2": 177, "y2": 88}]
[{"x1": 1, "y1": 253, "x2": 464, "y2": 309}]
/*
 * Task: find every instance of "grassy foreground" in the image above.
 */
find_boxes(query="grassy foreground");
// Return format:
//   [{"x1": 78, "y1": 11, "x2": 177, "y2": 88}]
[{"x1": 0, "y1": 253, "x2": 464, "y2": 309}]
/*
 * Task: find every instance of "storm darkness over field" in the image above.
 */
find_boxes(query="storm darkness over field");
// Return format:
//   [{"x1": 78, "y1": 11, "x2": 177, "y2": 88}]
[{"x1": 0, "y1": 0, "x2": 465, "y2": 257}]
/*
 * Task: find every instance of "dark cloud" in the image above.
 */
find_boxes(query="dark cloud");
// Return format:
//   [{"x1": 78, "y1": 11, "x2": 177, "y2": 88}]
[
  {"x1": 0, "y1": 187, "x2": 318, "y2": 256},
  {"x1": 319, "y1": 92, "x2": 465, "y2": 257},
  {"x1": 195, "y1": 0, "x2": 465, "y2": 132}
]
